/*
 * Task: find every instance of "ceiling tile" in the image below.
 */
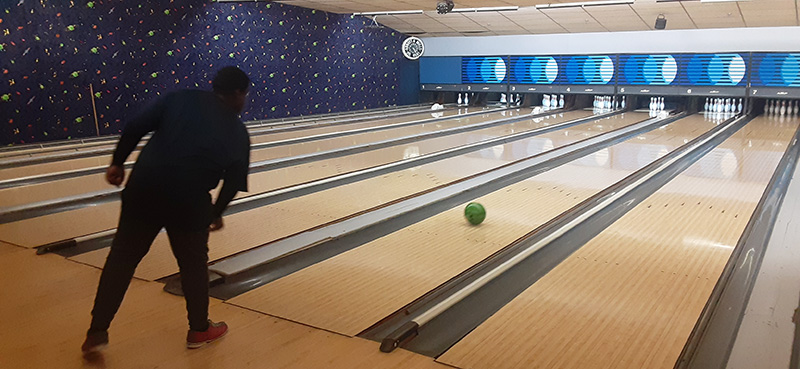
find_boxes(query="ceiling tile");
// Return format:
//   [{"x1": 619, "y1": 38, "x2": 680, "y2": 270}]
[
  {"x1": 277, "y1": 0, "x2": 799, "y2": 34},
  {"x1": 630, "y1": 1, "x2": 696, "y2": 30},
  {"x1": 738, "y1": 0, "x2": 797, "y2": 27},
  {"x1": 539, "y1": 7, "x2": 607, "y2": 32}
]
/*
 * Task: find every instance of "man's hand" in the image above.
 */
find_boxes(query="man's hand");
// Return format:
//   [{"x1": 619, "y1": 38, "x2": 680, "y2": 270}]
[
  {"x1": 106, "y1": 165, "x2": 125, "y2": 186},
  {"x1": 209, "y1": 217, "x2": 224, "y2": 232}
]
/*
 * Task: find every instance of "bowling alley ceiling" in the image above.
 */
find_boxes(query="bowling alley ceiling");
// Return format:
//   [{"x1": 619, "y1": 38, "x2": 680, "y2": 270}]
[{"x1": 274, "y1": 0, "x2": 800, "y2": 36}]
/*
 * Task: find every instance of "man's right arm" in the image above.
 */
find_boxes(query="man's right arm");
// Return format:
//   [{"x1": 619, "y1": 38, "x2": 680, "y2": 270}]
[
  {"x1": 107, "y1": 96, "x2": 168, "y2": 186},
  {"x1": 111, "y1": 97, "x2": 167, "y2": 166}
]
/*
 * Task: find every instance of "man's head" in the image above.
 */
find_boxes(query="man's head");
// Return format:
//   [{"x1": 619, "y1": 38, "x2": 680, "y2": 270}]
[{"x1": 212, "y1": 66, "x2": 251, "y2": 114}]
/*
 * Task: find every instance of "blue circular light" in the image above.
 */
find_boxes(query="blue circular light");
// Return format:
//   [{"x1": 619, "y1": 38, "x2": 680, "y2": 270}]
[
  {"x1": 545, "y1": 58, "x2": 558, "y2": 83},
  {"x1": 780, "y1": 54, "x2": 800, "y2": 86},
  {"x1": 598, "y1": 56, "x2": 614, "y2": 84},
  {"x1": 479, "y1": 57, "x2": 506, "y2": 83}
]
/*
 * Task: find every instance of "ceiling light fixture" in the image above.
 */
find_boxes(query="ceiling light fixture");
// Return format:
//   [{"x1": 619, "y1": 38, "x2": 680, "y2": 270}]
[
  {"x1": 656, "y1": 0, "x2": 749, "y2": 2},
  {"x1": 535, "y1": 0, "x2": 634, "y2": 9},
  {"x1": 451, "y1": 6, "x2": 519, "y2": 13},
  {"x1": 654, "y1": 13, "x2": 667, "y2": 29},
  {"x1": 437, "y1": 0, "x2": 455, "y2": 14},
  {"x1": 353, "y1": 10, "x2": 424, "y2": 16}
]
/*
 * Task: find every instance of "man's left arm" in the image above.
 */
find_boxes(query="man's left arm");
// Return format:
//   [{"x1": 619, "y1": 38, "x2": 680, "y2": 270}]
[{"x1": 210, "y1": 135, "x2": 251, "y2": 231}]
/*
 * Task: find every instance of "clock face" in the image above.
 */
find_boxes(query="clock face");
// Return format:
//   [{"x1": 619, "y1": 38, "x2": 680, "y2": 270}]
[{"x1": 402, "y1": 37, "x2": 424, "y2": 60}]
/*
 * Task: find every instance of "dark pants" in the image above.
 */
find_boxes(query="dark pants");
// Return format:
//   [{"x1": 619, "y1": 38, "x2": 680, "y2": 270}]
[{"x1": 88, "y1": 188, "x2": 213, "y2": 333}]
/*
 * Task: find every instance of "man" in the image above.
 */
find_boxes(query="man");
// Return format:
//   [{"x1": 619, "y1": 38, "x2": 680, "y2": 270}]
[{"x1": 81, "y1": 66, "x2": 252, "y2": 354}]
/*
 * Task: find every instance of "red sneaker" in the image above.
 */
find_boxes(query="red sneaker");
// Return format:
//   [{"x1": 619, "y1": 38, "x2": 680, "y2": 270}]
[
  {"x1": 186, "y1": 320, "x2": 228, "y2": 349},
  {"x1": 81, "y1": 331, "x2": 109, "y2": 355}
]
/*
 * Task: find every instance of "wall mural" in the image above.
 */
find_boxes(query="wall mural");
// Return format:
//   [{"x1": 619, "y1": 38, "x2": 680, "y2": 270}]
[
  {"x1": 752, "y1": 53, "x2": 800, "y2": 87},
  {"x1": 0, "y1": 0, "x2": 408, "y2": 145}
]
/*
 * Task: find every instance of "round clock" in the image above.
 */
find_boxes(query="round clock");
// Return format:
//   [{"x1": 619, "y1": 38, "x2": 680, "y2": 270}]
[{"x1": 402, "y1": 37, "x2": 424, "y2": 60}]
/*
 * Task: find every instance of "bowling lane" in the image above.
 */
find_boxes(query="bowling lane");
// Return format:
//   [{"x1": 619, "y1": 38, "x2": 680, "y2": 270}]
[
  {"x1": 0, "y1": 107, "x2": 451, "y2": 161},
  {"x1": 67, "y1": 111, "x2": 621, "y2": 280},
  {"x1": 0, "y1": 151, "x2": 141, "y2": 181},
  {"x1": 0, "y1": 108, "x2": 495, "y2": 207},
  {"x1": 0, "y1": 137, "x2": 122, "y2": 159},
  {"x1": 0, "y1": 108, "x2": 471, "y2": 180},
  {"x1": 246, "y1": 109, "x2": 522, "y2": 162},
  {"x1": 0, "y1": 110, "x2": 591, "y2": 245},
  {"x1": 223, "y1": 114, "x2": 720, "y2": 337},
  {"x1": 437, "y1": 115, "x2": 799, "y2": 369},
  {"x1": 245, "y1": 108, "x2": 471, "y2": 145},
  {"x1": 0, "y1": 106, "x2": 437, "y2": 160}
]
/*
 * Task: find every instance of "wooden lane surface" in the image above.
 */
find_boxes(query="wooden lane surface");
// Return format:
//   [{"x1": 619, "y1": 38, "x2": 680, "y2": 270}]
[
  {"x1": 0, "y1": 242, "x2": 451, "y2": 369},
  {"x1": 0, "y1": 111, "x2": 589, "y2": 246},
  {"x1": 246, "y1": 109, "x2": 524, "y2": 162},
  {"x1": 0, "y1": 109, "x2": 516, "y2": 207},
  {"x1": 0, "y1": 108, "x2": 460, "y2": 161},
  {"x1": 0, "y1": 109, "x2": 474, "y2": 181},
  {"x1": 0, "y1": 168, "x2": 127, "y2": 208},
  {"x1": 224, "y1": 115, "x2": 717, "y2": 337},
  {"x1": 0, "y1": 151, "x2": 140, "y2": 181},
  {"x1": 243, "y1": 108, "x2": 466, "y2": 144},
  {"x1": 66, "y1": 112, "x2": 614, "y2": 281},
  {"x1": 437, "y1": 115, "x2": 799, "y2": 369}
]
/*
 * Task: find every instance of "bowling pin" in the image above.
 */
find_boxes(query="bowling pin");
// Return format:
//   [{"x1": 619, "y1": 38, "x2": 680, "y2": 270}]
[
  {"x1": 737, "y1": 98, "x2": 743, "y2": 114},
  {"x1": 457, "y1": 93, "x2": 463, "y2": 106},
  {"x1": 659, "y1": 97, "x2": 665, "y2": 111},
  {"x1": 621, "y1": 96, "x2": 626, "y2": 109},
  {"x1": 543, "y1": 94, "x2": 550, "y2": 108},
  {"x1": 704, "y1": 97, "x2": 709, "y2": 113},
  {"x1": 464, "y1": 93, "x2": 469, "y2": 105},
  {"x1": 780, "y1": 100, "x2": 787, "y2": 116},
  {"x1": 559, "y1": 94, "x2": 565, "y2": 108},
  {"x1": 793, "y1": 100, "x2": 798, "y2": 116}
]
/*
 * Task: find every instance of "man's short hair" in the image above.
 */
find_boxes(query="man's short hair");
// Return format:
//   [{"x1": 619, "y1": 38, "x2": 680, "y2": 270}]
[{"x1": 212, "y1": 66, "x2": 251, "y2": 95}]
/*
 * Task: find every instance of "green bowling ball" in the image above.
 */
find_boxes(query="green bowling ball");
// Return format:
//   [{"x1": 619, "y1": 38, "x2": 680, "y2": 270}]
[{"x1": 464, "y1": 202, "x2": 486, "y2": 225}]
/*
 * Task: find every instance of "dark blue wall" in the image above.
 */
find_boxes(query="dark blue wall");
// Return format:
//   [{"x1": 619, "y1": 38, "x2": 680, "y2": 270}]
[
  {"x1": 419, "y1": 57, "x2": 460, "y2": 84},
  {"x1": 0, "y1": 1, "x2": 414, "y2": 145}
]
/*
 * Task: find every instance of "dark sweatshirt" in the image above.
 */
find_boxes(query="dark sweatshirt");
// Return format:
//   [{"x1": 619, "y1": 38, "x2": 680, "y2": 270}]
[{"x1": 112, "y1": 89, "x2": 250, "y2": 219}]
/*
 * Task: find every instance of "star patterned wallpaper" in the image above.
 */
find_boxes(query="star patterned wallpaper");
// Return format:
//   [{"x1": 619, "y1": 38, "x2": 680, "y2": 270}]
[{"x1": 0, "y1": 0, "x2": 411, "y2": 145}]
